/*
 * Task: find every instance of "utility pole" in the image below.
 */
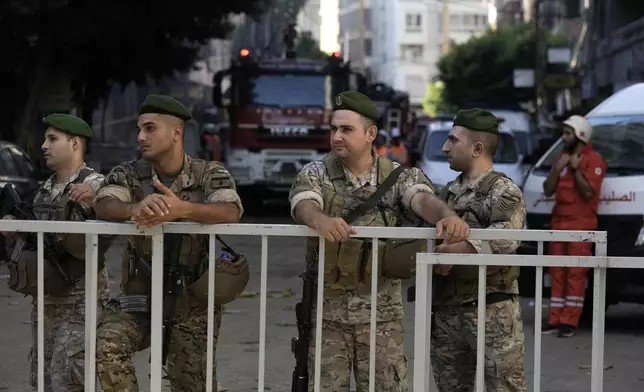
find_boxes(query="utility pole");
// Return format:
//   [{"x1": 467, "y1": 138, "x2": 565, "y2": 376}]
[
  {"x1": 534, "y1": 0, "x2": 542, "y2": 113},
  {"x1": 441, "y1": 0, "x2": 450, "y2": 54},
  {"x1": 358, "y1": 0, "x2": 366, "y2": 73}
]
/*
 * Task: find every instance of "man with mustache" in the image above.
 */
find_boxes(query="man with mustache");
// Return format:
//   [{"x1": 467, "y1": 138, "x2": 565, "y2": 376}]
[
  {"x1": 542, "y1": 115, "x2": 607, "y2": 338},
  {"x1": 434, "y1": 108, "x2": 527, "y2": 391},
  {"x1": 93, "y1": 94, "x2": 248, "y2": 391},
  {"x1": 289, "y1": 90, "x2": 469, "y2": 391},
  {"x1": 1, "y1": 114, "x2": 110, "y2": 392}
]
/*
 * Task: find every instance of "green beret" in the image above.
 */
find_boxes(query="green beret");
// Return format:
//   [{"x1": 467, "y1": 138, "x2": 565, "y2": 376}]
[
  {"x1": 333, "y1": 91, "x2": 380, "y2": 122},
  {"x1": 453, "y1": 108, "x2": 500, "y2": 135},
  {"x1": 138, "y1": 94, "x2": 192, "y2": 121},
  {"x1": 43, "y1": 114, "x2": 92, "y2": 138}
]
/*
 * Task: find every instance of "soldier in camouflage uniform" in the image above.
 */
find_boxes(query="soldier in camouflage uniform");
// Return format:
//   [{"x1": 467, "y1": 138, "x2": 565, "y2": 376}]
[
  {"x1": 2, "y1": 114, "x2": 110, "y2": 392},
  {"x1": 432, "y1": 109, "x2": 527, "y2": 392},
  {"x1": 93, "y1": 95, "x2": 245, "y2": 392},
  {"x1": 289, "y1": 91, "x2": 470, "y2": 392}
]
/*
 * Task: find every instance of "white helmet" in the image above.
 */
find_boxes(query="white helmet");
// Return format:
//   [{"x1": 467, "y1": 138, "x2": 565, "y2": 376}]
[{"x1": 563, "y1": 115, "x2": 593, "y2": 144}]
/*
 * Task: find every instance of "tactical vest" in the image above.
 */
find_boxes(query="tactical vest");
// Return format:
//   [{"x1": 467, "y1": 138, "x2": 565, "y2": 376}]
[
  {"x1": 120, "y1": 158, "x2": 249, "y2": 314},
  {"x1": 306, "y1": 153, "x2": 423, "y2": 295},
  {"x1": 9, "y1": 167, "x2": 112, "y2": 297},
  {"x1": 435, "y1": 171, "x2": 520, "y2": 304}
]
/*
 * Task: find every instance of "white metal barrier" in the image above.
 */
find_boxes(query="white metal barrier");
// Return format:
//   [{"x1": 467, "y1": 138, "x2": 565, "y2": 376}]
[{"x1": 0, "y1": 220, "x2": 633, "y2": 392}]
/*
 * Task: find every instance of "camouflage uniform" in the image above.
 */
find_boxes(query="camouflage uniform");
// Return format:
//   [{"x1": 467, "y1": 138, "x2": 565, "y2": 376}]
[
  {"x1": 94, "y1": 154, "x2": 243, "y2": 392},
  {"x1": 27, "y1": 164, "x2": 110, "y2": 392},
  {"x1": 432, "y1": 168, "x2": 527, "y2": 392},
  {"x1": 289, "y1": 153, "x2": 434, "y2": 392}
]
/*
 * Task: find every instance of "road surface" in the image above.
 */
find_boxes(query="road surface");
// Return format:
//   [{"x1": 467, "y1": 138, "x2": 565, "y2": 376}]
[{"x1": 1, "y1": 213, "x2": 644, "y2": 391}]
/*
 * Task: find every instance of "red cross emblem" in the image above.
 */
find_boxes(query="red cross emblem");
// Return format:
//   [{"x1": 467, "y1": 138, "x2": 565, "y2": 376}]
[{"x1": 580, "y1": 131, "x2": 585, "y2": 137}]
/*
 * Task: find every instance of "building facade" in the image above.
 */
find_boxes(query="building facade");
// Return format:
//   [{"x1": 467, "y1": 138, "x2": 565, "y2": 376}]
[
  {"x1": 338, "y1": 0, "x2": 490, "y2": 105},
  {"x1": 578, "y1": 0, "x2": 644, "y2": 99},
  {"x1": 297, "y1": 0, "x2": 322, "y2": 43}
]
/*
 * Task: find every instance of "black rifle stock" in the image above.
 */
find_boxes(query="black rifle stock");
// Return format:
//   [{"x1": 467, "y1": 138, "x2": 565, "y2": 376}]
[
  {"x1": 291, "y1": 273, "x2": 315, "y2": 392},
  {"x1": 0, "y1": 183, "x2": 69, "y2": 281}
]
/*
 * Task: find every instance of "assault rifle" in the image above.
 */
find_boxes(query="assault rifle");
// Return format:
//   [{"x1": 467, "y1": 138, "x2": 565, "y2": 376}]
[
  {"x1": 161, "y1": 233, "x2": 183, "y2": 365},
  {"x1": 291, "y1": 272, "x2": 315, "y2": 392},
  {"x1": 0, "y1": 183, "x2": 69, "y2": 281},
  {"x1": 132, "y1": 233, "x2": 183, "y2": 366}
]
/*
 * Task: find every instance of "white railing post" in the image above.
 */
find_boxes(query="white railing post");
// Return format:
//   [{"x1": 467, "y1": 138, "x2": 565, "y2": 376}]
[
  {"x1": 412, "y1": 238, "x2": 434, "y2": 392},
  {"x1": 83, "y1": 233, "x2": 99, "y2": 392},
  {"x1": 475, "y1": 263, "x2": 487, "y2": 392},
  {"x1": 37, "y1": 232, "x2": 45, "y2": 392},
  {"x1": 591, "y1": 241, "x2": 608, "y2": 392},
  {"x1": 205, "y1": 234, "x2": 217, "y2": 391},
  {"x1": 533, "y1": 241, "x2": 544, "y2": 392},
  {"x1": 314, "y1": 238, "x2": 326, "y2": 392},
  {"x1": 258, "y1": 235, "x2": 269, "y2": 391},
  {"x1": 368, "y1": 237, "x2": 379, "y2": 392},
  {"x1": 149, "y1": 233, "x2": 165, "y2": 391}
]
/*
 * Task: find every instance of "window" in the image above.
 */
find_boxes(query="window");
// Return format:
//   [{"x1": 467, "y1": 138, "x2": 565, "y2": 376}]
[
  {"x1": 406, "y1": 13, "x2": 422, "y2": 31},
  {"x1": 399, "y1": 44, "x2": 424, "y2": 62},
  {"x1": 405, "y1": 75, "x2": 425, "y2": 99},
  {"x1": 536, "y1": 115, "x2": 644, "y2": 174},
  {"x1": 237, "y1": 73, "x2": 329, "y2": 108},
  {"x1": 424, "y1": 130, "x2": 518, "y2": 164}
]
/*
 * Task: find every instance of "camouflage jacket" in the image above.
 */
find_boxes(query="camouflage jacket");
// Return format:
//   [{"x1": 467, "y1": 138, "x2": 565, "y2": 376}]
[
  {"x1": 32, "y1": 163, "x2": 109, "y2": 306},
  {"x1": 95, "y1": 154, "x2": 243, "y2": 294},
  {"x1": 436, "y1": 168, "x2": 526, "y2": 305},
  {"x1": 289, "y1": 153, "x2": 434, "y2": 324}
]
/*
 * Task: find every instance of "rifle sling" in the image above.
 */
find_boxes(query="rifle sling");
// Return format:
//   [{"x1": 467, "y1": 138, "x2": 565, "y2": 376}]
[{"x1": 342, "y1": 165, "x2": 405, "y2": 225}]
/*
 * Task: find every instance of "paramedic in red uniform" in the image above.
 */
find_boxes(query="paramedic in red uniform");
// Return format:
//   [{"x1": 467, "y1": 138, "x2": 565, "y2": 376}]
[{"x1": 542, "y1": 115, "x2": 607, "y2": 338}]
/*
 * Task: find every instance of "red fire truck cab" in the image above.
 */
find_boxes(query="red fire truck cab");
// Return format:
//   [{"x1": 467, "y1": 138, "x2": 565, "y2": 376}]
[{"x1": 212, "y1": 49, "x2": 367, "y2": 209}]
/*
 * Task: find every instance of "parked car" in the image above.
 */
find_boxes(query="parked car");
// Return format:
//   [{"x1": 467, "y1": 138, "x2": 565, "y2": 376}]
[{"x1": 0, "y1": 140, "x2": 46, "y2": 201}]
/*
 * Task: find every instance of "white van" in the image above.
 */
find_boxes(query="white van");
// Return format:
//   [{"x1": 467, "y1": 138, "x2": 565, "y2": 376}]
[
  {"x1": 489, "y1": 109, "x2": 537, "y2": 156},
  {"x1": 519, "y1": 83, "x2": 644, "y2": 314},
  {"x1": 419, "y1": 121, "x2": 525, "y2": 191}
]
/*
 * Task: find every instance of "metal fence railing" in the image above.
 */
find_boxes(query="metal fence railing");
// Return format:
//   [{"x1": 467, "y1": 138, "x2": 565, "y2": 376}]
[{"x1": 0, "y1": 220, "x2": 629, "y2": 392}]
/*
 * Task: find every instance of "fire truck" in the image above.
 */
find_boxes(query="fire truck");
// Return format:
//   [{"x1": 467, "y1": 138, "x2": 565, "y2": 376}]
[{"x1": 212, "y1": 48, "x2": 367, "y2": 210}]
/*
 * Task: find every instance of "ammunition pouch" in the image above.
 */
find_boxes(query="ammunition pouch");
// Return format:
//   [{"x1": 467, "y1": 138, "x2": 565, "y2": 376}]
[
  {"x1": 336, "y1": 238, "x2": 368, "y2": 288},
  {"x1": 6, "y1": 250, "x2": 89, "y2": 297},
  {"x1": 381, "y1": 239, "x2": 427, "y2": 280},
  {"x1": 188, "y1": 253, "x2": 251, "y2": 306}
]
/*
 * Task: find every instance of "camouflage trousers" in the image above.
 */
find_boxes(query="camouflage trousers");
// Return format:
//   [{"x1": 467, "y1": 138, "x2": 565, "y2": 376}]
[
  {"x1": 431, "y1": 297, "x2": 526, "y2": 392},
  {"x1": 95, "y1": 300, "x2": 221, "y2": 392},
  {"x1": 307, "y1": 319, "x2": 408, "y2": 392},
  {"x1": 29, "y1": 300, "x2": 103, "y2": 392}
]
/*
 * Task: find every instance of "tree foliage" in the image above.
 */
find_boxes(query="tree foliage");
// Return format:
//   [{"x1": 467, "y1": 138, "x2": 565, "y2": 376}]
[
  {"x1": 422, "y1": 81, "x2": 455, "y2": 117},
  {"x1": 436, "y1": 22, "x2": 570, "y2": 109},
  {"x1": 0, "y1": 0, "x2": 266, "y2": 141},
  {"x1": 295, "y1": 30, "x2": 327, "y2": 60}
]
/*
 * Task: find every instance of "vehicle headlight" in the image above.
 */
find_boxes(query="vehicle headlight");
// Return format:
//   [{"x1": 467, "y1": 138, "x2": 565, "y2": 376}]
[{"x1": 635, "y1": 225, "x2": 644, "y2": 247}]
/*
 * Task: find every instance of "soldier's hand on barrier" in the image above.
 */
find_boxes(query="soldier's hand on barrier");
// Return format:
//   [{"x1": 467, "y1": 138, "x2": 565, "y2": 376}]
[
  {"x1": 132, "y1": 194, "x2": 171, "y2": 221},
  {"x1": 313, "y1": 216, "x2": 356, "y2": 242},
  {"x1": 435, "y1": 215, "x2": 469, "y2": 244},
  {"x1": 1, "y1": 215, "x2": 16, "y2": 237},
  {"x1": 132, "y1": 181, "x2": 187, "y2": 227},
  {"x1": 68, "y1": 184, "x2": 96, "y2": 204}
]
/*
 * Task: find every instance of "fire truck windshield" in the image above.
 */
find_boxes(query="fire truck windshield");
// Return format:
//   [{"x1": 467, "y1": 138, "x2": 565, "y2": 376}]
[{"x1": 240, "y1": 73, "x2": 327, "y2": 107}]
